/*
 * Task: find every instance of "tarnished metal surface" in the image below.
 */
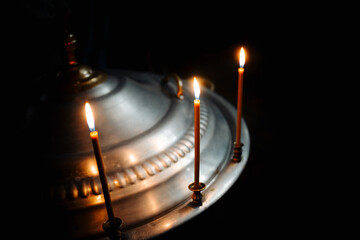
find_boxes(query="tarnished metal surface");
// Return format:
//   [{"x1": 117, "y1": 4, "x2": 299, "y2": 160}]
[{"x1": 33, "y1": 70, "x2": 249, "y2": 239}]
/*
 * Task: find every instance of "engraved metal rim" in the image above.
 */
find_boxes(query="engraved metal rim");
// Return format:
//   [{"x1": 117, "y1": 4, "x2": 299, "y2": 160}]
[
  {"x1": 41, "y1": 72, "x2": 250, "y2": 240},
  {"x1": 100, "y1": 88, "x2": 251, "y2": 240},
  {"x1": 50, "y1": 102, "x2": 210, "y2": 202}
]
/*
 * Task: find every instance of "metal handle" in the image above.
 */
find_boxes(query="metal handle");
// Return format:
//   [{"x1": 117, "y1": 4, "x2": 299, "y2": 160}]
[
  {"x1": 200, "y1": 78, "x2": 215, "y2": 92},
  {"x1": 162, "y1": 73, "x2": 184, "y2": 100}
]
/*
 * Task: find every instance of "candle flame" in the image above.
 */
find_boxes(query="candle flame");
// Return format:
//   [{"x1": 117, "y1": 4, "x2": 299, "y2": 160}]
[
  {"x1": 239, "y1": 47, "x2": 245, "y2": 68},
  {"x1": 85, "y1": 102, "x2": 95, "y2": 132},
  {"x1": 193, "y1": 77, "x2": 200, "y2": 99}
]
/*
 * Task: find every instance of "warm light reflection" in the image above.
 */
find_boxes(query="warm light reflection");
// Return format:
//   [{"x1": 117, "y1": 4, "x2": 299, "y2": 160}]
[
  {"x1": 239, "y1": 47, "x2": 245, "y2": 68},
  {"x1": 193, "y1": 77, "x2": 200, "y2": 99},
  {"x1": 85, "y1": 102, "x2": 95, "y2": 132},
  {"x1": 129, "y1": 154, "x2": 136, "y2": 163},
  {"x1": 113, "y1": 179, "x2": 119, "y2": 186},
  {"x1": 164, "y1": 222, "x2": 172, "y2": 228},
  {"x1": 90, "y1": 165, "x2": 98, "y2": 175}
]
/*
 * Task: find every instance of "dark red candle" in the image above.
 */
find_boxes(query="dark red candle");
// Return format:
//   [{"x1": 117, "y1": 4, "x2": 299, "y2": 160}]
[{"x1": 85, "y1": 102, "x2": 116, "y2": 229}]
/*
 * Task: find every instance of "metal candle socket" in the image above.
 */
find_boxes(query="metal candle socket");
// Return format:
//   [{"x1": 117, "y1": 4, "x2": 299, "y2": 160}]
[
  {"x1": 232, "y1": 143, "x2": 244, "y2": 163},
  {"x1": 103, "y1": 218, "x2": 122, "y2": 240},
  {"x1": 188, "y1": 182, "x2": 206, "y2": 206}
]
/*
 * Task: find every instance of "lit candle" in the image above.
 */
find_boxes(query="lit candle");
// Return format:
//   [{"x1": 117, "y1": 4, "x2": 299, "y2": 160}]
[
  {"x1": 85, "y1": 102, "x2": 116, "y2": 229},
  {"x1": 193, "y1": 78, "x2": 201, "y2": 188},
  {"x1": 235, "y1": 47, "x2": 245, "y2": 152},
  {"x1": 188, "y1": 78, "x2": 206, "y2": 205}
]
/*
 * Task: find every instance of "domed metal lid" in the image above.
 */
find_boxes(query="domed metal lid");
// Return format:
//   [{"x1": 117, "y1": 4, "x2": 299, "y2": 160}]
[
  {"x1": 33, "y1": 35, "x2": 250, "y2": 239},
  {"x1": 37, "y1": 70, "x2": 192, "y2": 183}
]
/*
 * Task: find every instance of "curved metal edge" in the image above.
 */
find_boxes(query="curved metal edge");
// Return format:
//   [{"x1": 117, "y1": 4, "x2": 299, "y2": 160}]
[
  {"x1": 117, "y1": 87, "x2": 251, "y2": 239},
  {"x1": 122, "y1": 122, "x2": 249, "y2": 240}
]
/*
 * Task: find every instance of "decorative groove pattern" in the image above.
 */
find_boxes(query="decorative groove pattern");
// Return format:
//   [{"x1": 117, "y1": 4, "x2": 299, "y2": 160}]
[{"x1": 53, "y1": 103, "x2": 209, "y2": 200}]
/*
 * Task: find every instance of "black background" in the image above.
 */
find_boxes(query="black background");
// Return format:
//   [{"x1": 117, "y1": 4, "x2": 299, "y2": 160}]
[{"x1": 12, "y1": 1, "x2": 347, "y2": 239}]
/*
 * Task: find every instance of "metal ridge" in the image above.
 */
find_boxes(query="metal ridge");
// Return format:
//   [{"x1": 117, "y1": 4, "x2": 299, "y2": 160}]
[{"x1": 50, "y1": 103, "x2": 209, "y2": 201}]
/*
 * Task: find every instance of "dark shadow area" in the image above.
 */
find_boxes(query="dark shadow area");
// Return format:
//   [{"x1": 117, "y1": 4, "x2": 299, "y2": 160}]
[{"x1": 10, "y1": 1, "x2": 338, "y2": 239}]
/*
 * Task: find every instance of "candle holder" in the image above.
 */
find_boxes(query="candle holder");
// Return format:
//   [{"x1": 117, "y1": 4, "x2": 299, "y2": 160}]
[
  {"x1": 188, "y1": 182, "x2": 206, "y2": 206},
  {"x1": 232, "y1": 142, "x2": 244, "y2": 163},
  {"x1": 102, "y1": 217, "x2": 123, "y2": 240}
]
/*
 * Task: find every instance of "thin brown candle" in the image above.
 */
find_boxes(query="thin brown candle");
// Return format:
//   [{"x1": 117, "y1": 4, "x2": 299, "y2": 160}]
[
  {"x1": 193, "y1": 78, "x2": 200, "y2": 188},
  {"x1": 235, "y1": 47, "x2": 245, "y2": 149},
  {"x1": 188, "y1": 78, "x2": 206, "y2": 205},
  {"x1": 85, "y1": 102, "x2": 116, "y2": 229}
]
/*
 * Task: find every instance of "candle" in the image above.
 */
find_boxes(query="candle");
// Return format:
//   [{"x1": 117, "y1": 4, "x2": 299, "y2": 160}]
[
  {"x1": 188, "y1": 78, "x2": 205, "y2": 205},
  {"x1": 193, "y1": 78, "x2": 201, "y2": 188},
  {"x1": 85, "y1": 102, "x2": 116, "y2": 229},
  {"x1": 235, "y1": 47, "x2": 245, "y2": 149}
]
